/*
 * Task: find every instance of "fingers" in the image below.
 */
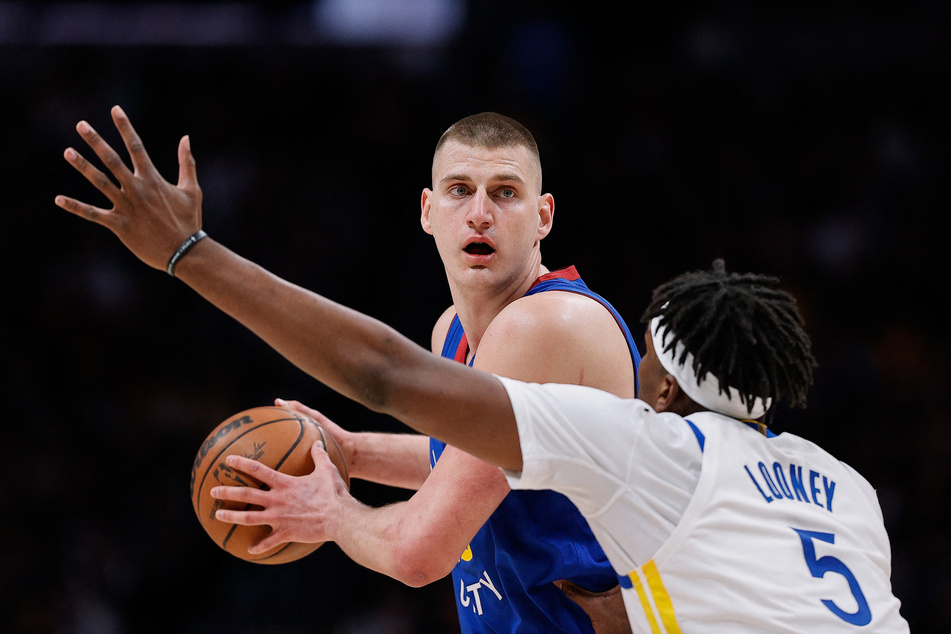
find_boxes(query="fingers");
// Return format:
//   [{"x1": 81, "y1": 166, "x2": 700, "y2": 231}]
[
  {"x1": 111, "y1": 105, "x2": 156, "y2": 177},
  {"x1": 278, "y1": 398, "x2": 339, "y2": 431},
  {"x1": 556, "y1": 578, "x2": 581, "y2": 600},
  {"x1": 247, "y1": 533, "x2": 288, "y2": 555},
  {"x1": 311, "y1": 436, "x2": 330, "y2": 461},
  {"x1": 75, "y1": 118, "x2": 134, "y2": 186},
  {"x1": 177, "y1": 135, "x2": 198, "y2": 191},
  {"x1": 210, "y1": 493, "x2": 291, "y2": 554},
  {"x1": 223, "y1": 454, "x2": 283, "y2": 486},
  {"x1": 211, "y1": 483, "x2": 271, "y2": 507},
  {"x1": 557, "y1": 578, "x2": 620, "y2": 600},
  {"x1": 276, "y1": 398, "x2": 321, "y2": 419},
  {"x1": 54, "y1": 193, "x2": 112, "y2": 227},
  {"x1": 60, "y1": 146, "x2": 122, "y2": 207}
]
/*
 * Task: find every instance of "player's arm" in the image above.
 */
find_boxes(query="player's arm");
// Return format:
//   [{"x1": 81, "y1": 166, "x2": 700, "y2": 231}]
[
  {"x1": 215, "y1": 433, "x2": 508, "y2": 586},
  {"x1": 216, "y1": 304, "x2": 518, "y2": 583},
  {"x1": 213, "y1": 306, "x2": 508, "y2": 584},
  {"x1": 325, "y1": 447, "x2": 510, "y2": 586},
  {"x1": 304, "y1": 305, "x2": 458, "y2": 489},
  {"x1": 54, "y1": 107, "x2": 523, "y2": 470},
  {"x1": 311, "y1": 304, "x2": 460, "y2": 489},
  {"x1": 283, "y1": 298, "x2": 612, "y2": 585}
]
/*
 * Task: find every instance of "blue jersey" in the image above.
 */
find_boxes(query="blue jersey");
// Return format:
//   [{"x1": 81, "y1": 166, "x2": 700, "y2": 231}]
[{"x1": 431, "y1": 266, "x2": 641, "y2": 633}]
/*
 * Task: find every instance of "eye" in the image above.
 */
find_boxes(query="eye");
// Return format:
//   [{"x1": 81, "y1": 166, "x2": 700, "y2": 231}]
[
  {"x1": 449, "y1": 185, "x2": 469, "y2": 196},
  {"x1": 498, "y1": 188, "x2": 516, "y2": 199}
]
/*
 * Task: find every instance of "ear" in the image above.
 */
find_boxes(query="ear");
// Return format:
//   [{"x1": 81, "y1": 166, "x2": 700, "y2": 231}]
[
  {"x1": 654, "y1": 376, "x2": 701, "y2": 417},
  {"x1": 536, "y1": 193, "x2": 554, "y2": 240},
  {"x1": 650, "y1": 374, "x2": 679, "y2": 413},
  {"x1": 654, "y1": 374, "x2": 697, "y2": 414},
  {"x1": 420, "y1": 188, "x2": 434, "y2": 235}
]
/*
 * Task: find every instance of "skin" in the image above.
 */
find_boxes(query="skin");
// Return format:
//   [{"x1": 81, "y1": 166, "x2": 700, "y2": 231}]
[
  {"x1": 634, "y1": 328, "x2": 700, "y2": 418},
  {"x1": 55, "y1": 107, "x2": 636, "y2": 632}
]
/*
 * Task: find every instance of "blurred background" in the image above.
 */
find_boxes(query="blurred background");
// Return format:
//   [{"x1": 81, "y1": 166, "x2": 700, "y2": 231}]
[{"x1": 2, "y1": 1, "x2": 948, "y2": 631}]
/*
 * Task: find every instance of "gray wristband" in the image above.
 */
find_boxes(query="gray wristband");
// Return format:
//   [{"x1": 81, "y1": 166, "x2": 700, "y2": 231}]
[{"x1": 166, "y1": 230, "x2": 208, "y2": 277}]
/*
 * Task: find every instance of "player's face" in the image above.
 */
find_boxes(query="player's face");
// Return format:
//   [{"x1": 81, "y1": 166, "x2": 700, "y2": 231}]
[{"x1": 420, "y1": 141, "x2": 553, "y2": 294}]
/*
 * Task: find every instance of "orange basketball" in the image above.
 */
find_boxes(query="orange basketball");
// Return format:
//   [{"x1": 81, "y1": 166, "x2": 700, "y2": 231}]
[{"x1": 190, "y1": 405, "x2": 350, "y2": 564}]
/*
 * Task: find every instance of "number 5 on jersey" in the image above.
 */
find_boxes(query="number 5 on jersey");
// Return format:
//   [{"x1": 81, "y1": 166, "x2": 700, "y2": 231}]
[{"x1": 793, "y1": 528, "x2": 872, "y2": 626}]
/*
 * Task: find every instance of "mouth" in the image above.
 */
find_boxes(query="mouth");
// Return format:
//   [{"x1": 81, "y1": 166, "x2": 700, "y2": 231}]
[{"x1": 464, "y1": 242, "x2": 495, "y2": 256}]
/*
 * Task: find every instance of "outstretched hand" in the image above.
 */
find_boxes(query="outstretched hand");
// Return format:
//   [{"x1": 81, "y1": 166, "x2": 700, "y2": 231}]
[
  {"x1": 210, "y1": 439, "x2": 350, "y2": 554},
  {"x1": 54, "y1": 105, "x2": 203, "y2": 271}
]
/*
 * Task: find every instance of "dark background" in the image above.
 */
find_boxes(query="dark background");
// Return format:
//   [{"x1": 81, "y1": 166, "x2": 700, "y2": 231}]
[{"x1": 2, "y1": 1, "x2": 948, "y2": 631}]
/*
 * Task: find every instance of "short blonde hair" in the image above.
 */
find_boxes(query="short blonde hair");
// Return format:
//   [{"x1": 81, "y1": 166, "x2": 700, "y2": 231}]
[{"x1": 433, "y1": 112, "x2": 542, "y2": 190}]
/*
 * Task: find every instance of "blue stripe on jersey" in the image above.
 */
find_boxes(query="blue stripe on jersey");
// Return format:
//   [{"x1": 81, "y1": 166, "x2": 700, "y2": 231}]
[
  {"x1": 685, "y1": 419, "x2": 706, "y2": 452},
  {"x1": 686, "y1": 419, "x2": 775, "y2": 452},
  {"x1": 440, "y1": 313, "x2": 468, "y2": 359}
]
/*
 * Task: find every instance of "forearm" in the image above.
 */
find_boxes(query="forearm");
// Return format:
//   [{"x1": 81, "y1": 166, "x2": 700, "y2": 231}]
[
  {"x1": 56, "y1": 107, "x2": 520, "y2": 466},
  {"x1": 172, "y1": 237, "x2": 523, "y2": 470},
  {"x1": 331, "y1": 449, "x2": 511, "y2": 587},
  {"x1": 347, "y1": 432, "x2": 432, "y2": 490},
  {"x1": 175, "y1": 238, "x2": 425, "y2": 409},
  {"x1": 329, "y1": 495, "x2": 458, "y2": 587}
]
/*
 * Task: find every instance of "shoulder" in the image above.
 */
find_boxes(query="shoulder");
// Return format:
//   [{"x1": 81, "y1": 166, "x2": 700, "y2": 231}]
[
  {"x1": 475, "y1": 291, "x2": 637, "y2": 395},
  {"x1": 429, "y1": 305, "x2": 457, "y2": 353},
  {"x1": 491, "y1": 289, "x2": 622, "y2": 339},
  {"x1": 479, "y1": 292, "x2": 605, "y2": 365}
]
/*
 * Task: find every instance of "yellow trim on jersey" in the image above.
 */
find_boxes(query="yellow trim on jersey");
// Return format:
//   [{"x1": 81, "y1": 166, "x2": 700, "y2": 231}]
[
  {"x1": 630, "y1": 572, "x2": 661, "y2": 633},
  {"x1": 626, "y1": 560, "x2": 682, "y2": 633},
  {"x1": 741, "y1": 419, "x2": 769, "y2": 436},
  {"x1": 645, "y1": 561, "x2": 682, "y2": 633}
]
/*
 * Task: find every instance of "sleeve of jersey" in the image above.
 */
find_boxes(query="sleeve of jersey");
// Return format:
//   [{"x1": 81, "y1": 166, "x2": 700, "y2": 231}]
[{"x1": 495, "y1": 375, "x2": 637, "y2": 517}]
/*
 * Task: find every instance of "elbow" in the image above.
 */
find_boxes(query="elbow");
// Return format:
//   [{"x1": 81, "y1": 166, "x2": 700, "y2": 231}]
[{"x1": 389, "y1": 542, "x2": 456, "y2": 588}]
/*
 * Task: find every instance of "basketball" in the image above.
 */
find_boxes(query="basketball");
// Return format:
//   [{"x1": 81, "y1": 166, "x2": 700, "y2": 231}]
[{"x1": 190, "y1": 405, "x2": 350, "y2": 564}]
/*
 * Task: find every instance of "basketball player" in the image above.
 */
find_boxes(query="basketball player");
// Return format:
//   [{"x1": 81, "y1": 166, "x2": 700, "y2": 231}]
[
  {"x1": 224, "y1": 259, "x2": 912, "y2": 632},
  {"x1": 56, "y1": 107, "x2": 908, "y2": 631},
  {"x1": 56, "y1": 108, "x2": 638, "y2": 633}
]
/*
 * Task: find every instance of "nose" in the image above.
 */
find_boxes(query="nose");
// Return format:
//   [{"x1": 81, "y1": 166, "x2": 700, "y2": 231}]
[{"x1": 466, "y1": 188, "x2": 494, "y2": 230}]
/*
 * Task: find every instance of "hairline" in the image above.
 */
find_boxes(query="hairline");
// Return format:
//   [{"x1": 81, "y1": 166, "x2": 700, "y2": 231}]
[{"x1": 431, "y1": 140, "x2": 543, "y2": 195}]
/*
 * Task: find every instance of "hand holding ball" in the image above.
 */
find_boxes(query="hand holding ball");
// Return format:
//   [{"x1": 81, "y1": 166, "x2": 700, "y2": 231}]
[{"x1": 190, "y1": 405, "x2": 350, "y2": 564}]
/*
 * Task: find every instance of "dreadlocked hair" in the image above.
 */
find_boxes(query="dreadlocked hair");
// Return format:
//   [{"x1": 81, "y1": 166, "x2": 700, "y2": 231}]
[{"x1": 641, "y1": 259, "x2": 816, "y2": 416}]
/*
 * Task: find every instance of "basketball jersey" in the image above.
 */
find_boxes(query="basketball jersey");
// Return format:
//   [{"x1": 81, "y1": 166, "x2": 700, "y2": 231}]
[
  {"x1": 496, "y1": 380, "x2": 910, "y2": 632},
  {"x1": 616, "y1": 413, "x2": 909, "y2": 632},
  {"x1": 431, "y1": 266, "x2": 641, "y2": 633}
]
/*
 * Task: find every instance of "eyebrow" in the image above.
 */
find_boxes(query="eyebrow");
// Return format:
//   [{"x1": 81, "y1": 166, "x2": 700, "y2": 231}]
[{"x1": 439, "y1": 172, "x2": 527, "y2": 186}]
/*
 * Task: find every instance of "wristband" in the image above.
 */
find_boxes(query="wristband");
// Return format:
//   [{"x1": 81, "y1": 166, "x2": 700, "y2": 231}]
[{"x1": 166, "y1": 230, "x2": 208, "y2": 277}]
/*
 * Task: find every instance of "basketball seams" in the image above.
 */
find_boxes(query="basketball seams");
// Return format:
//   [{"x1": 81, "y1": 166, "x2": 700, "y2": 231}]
[
  {"x1": 194, "y1": 412, "x2": 311, "y2": 562},
  {"x1": 194, "y1": 415, "x2": 301, "y2": 515},
  {"x1": 192, "y1": 406, "x2": 348, "y2": 564}
]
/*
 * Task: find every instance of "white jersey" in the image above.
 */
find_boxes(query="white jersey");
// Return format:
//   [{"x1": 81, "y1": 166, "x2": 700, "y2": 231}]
[{"x1": 497, "y1": 377, "x2": 909, "y2": 633}]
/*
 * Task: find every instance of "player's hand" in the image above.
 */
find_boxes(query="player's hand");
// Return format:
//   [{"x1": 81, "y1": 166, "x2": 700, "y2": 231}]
[
  {"x1": 276, "y1": 398, "x2": 356, "y2": 469},
  {"x1": 556, "y1": 580, "x2": 632, "y2": 634},
  {"x1": 55, "y1": 105, "x2": 203, "y2": 271},
  {"x1": 210, "y1": 441, "x2": 350, "y2": 553}
]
